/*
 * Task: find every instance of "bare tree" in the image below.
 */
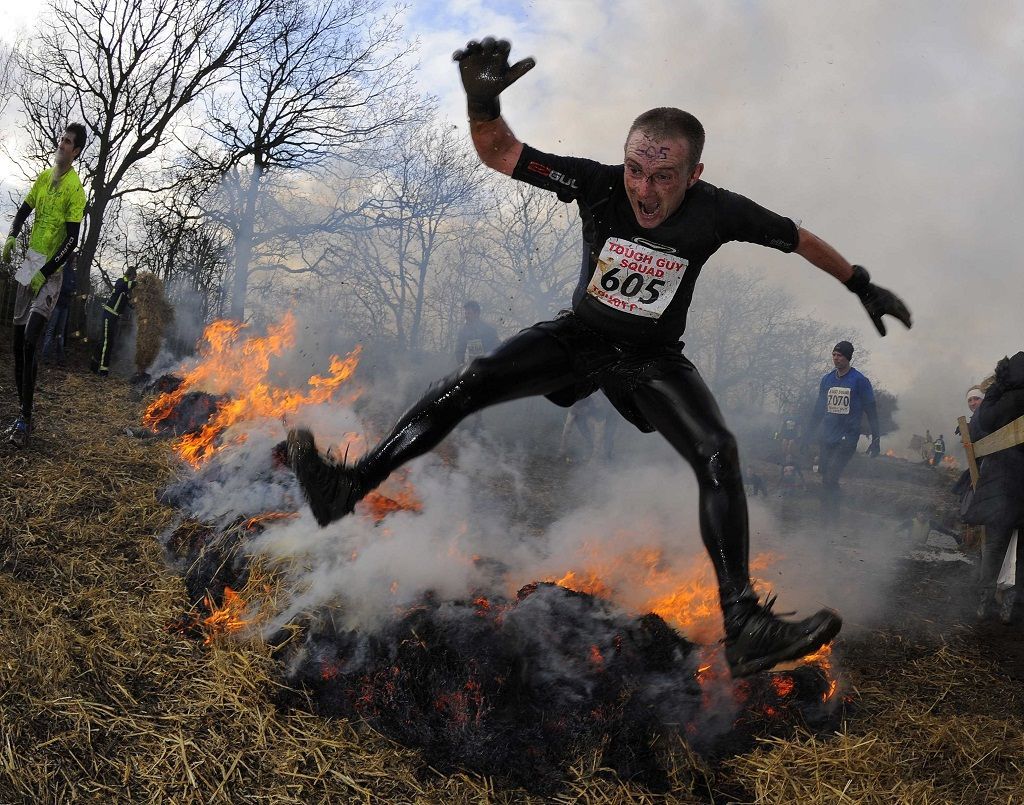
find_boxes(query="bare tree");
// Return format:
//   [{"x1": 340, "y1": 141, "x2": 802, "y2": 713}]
[
  {"x1": 13, "y1": 0, "x2": 273, "y2": 299},
  {"x1": 0, "y1": 41, "x2": 16, "y2": 128},
  {"x1": 685, "y1": 268, "x2": 858, "y2": 413},
  {"x1": 131, "y1": 177, "x2": 231, "y2": 322},
  {"x1": 186, "y1": 0, "x2": 420, "y2": 321},
  {"x1": 333, "y1": 119, "x2": 485, "y2": 350},
  {"x1": 471, "y1": 181, "x2": 581, "y2": 331}
]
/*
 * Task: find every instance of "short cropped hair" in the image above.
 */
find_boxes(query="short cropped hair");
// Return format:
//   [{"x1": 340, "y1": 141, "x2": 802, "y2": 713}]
[
  {"x1": 628, "y1": 108, "x2": 705, "y2": 172},
  {"x1": 464, "y1": 300, "x2": 481, "y2": 314},
  {"x1": 66, "y1": 122, "x2": 87, "y2": 152}
]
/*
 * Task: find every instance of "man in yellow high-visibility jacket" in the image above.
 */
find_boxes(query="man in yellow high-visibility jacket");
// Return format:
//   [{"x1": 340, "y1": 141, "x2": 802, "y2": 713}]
[{"x1": 3, "y1": 123, "x2": 87, "y2": 448}]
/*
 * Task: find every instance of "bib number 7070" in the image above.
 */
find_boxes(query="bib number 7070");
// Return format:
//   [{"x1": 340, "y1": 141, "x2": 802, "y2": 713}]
[{"x1": 826, "y1": 387, "x2": 851, "y2": 415}]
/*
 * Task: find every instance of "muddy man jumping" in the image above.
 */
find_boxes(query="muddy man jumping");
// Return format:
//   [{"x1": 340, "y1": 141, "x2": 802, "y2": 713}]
[{"x1": 288, "y1": 37, "x2": 912, "y2": 677}]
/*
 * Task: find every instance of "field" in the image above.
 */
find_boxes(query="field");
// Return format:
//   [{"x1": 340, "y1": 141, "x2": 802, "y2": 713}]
[{"x1": 2, "y1": 335, "x2": 1023, "y2": 804}]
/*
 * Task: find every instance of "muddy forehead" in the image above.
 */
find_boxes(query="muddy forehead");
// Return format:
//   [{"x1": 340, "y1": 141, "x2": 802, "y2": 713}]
[{"x1": 626, "y1": 130, "x2": 685, "y2": 163}]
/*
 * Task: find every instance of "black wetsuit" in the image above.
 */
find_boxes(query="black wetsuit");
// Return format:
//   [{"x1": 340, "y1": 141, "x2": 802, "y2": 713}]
[{"x1": 354, "y1": 144, "x2": 799, "y2": 606}]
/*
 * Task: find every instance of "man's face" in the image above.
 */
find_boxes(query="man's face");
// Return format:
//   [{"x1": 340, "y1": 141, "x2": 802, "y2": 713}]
[
  {"x1": 967, "y1": 395, "x2": 983, "y2": 413},
  {"x1": 832, "y1": 350, "x2": 851, "y2": 372},
  {"x1": 55, "y1": 130, "x2": 80, "y2": 168},
  {"x1": 623, "y1": 129, "x2": 703, "y2": 229}
]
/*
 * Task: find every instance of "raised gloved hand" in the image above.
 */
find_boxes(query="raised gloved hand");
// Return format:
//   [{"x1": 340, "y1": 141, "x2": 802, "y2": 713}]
[
  {"x1": 29, "y1": 271, "x2": 46, "y2": 295},
  {"x1": 452, "y1": 37, "x2": 535, "y2": 121},
  {"x1": 867, "y1": 436, "x2": 880, "y2": 457},
  {"x1": 2, "y1": 235, "x2": 15, "y2": 262},
  {"x1": 844, "y1": 265, "x2": 912, "y2": 337}
]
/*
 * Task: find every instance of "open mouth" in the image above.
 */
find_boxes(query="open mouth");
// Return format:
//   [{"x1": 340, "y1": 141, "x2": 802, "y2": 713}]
[{"x1": 636, "y1": 199, "x2": 661, "y2": 223}]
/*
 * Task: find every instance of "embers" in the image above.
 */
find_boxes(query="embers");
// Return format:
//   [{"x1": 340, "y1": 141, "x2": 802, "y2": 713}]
[{"x1": 281, "y1": 583, "x2": 703, "y2": 792}]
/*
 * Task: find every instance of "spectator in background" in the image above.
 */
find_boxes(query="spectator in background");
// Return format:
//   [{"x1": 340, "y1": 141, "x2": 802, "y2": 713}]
[
  {"x1": 3, "y1": 123, "x2": 88, "y2": 448},
  {"x1": 90, "y1": 265, "x2": 137, "y2": 376},
  {"x1": 454, "y1": 300, "x2": 499, "y2": 366},
  {"x1": 806, "y1": 340, "x2": 880, "y2": 524},
  {"x1": 453, "y1": 299, "x2": 500, "y2": 435},
  {"x1": 558, "y1": 394, "x2": 618, "y2": 463},
  {"x1": 965, "y1": 352, "x2": 1024, "y2": 624},
  {"x1": 932, "y1": 433, "x2": 946, "y2": 466},
  {"x1": 41, "y1": 252, "x2": 78, "y2": 365},
  {"x1": 777, "y1": 409, "x2": 801, "y2": 460},
  {"x1": 953, "y1": 384, "x2": 989, "y2": 555}
]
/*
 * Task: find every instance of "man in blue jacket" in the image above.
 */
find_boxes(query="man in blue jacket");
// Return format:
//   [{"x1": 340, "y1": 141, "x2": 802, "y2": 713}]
[{"x1": 807, "y1": 340, "x2": 880, "y2": 522}]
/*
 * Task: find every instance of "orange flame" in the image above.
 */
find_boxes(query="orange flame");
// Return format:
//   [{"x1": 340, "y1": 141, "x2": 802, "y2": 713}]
[
  {"x1": 243, "y1": 511, "x2": 299, "y2": 530},
  {"x1": 142, "y1": 311, "x2": 362, "y2": 467},
  {"x1": 550, "y1": 542, "x2": 778, "y2": 643},
  {"x1": 362, "y1": 487, "x2": 423, "y2": 523},
  {"x1": 202, "y1": 587, "x2": 248, "y2": 644}
]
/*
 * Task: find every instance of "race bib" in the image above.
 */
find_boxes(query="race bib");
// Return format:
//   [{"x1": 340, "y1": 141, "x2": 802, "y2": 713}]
[
  {"x1": 15, "y1": 249, "x2": 46, "y2": 286},
  {"x1": 464, "y1": 338, "x2": 484, "y2": 359},
  {"x1": 826, "y1": 386, "x2": 851, "y2": 415},
  {"x1": 586, "y1": 237, "x2": 687, "y2": 319}
]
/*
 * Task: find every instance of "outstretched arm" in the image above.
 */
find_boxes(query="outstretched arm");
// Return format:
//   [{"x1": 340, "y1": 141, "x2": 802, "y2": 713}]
[
  {"x1": 454, "y1": 37, "x2": 534, "y2": 176},
  {"x1": 470, "y1": 118, "x2": 523, "y2": 176},
  {"x1": 794, "y1": 227, "x2": 854, "y2": 282},
  {"x1": 794, "y1": 227, "x2": 912, "y2": 337}
]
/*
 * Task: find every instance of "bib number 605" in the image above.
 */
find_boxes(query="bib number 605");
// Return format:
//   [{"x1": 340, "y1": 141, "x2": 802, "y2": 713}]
[{"x1": 600, "y1": 267, "x2": 666, "y2": 304}]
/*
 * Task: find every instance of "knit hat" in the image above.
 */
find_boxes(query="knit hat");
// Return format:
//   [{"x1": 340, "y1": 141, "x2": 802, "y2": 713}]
[{"x1": 833, "y1": 341, "x2": 854, "y2": 360}]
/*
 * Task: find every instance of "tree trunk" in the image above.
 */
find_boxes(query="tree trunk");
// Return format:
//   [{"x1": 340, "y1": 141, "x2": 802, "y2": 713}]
[{"x1": 229, "y1": 164, "x2": 263, "y2": 322}]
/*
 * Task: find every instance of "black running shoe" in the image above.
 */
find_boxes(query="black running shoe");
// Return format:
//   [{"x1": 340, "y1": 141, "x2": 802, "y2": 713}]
[
  {"x1": 286, "y1": 428, "x2": 363, "y2": 527},
  {"x1": 724, "y1": 594, "x2": 842, "y2": 677}
]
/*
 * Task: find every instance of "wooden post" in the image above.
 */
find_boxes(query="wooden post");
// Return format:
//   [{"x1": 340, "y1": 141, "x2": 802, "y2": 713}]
[
  {"x1": 958, "y1": 416, "x2": 979, "y2": 487},
  {"x1": 973, "y1": 414, "x2": 1024, "y2": 458}
]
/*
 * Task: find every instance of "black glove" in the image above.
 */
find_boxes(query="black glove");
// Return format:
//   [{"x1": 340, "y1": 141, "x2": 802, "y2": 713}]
[
  {"x1": 452, "y1": 37, "x2": 535, "y2": 122},
  {"x1": 866, "y1": 436, "x2": 880, "y2": 457},
  {"x1": 844, "y1": 265, "x2": 912, "y2": 336}
]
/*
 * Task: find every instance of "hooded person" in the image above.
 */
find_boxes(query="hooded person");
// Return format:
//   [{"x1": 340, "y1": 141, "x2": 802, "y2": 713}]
[{"x1": 965, "y1": 352, "x2": 1024, "y2": 624}]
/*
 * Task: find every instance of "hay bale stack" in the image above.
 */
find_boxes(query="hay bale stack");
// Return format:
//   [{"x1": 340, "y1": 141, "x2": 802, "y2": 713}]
[{"x1": 132, "y1": 271, "x2": 174, "y2": 375}]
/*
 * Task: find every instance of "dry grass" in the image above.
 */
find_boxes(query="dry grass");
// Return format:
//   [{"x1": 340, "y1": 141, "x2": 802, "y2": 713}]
[{"x1": 2, "y1": 356, "x2": 1023, "y2": 803}]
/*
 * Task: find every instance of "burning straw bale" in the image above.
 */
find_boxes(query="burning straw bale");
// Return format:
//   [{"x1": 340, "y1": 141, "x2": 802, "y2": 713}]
[{"x1": 5, "y1": 341, "x2": 1024, "y2": 802}]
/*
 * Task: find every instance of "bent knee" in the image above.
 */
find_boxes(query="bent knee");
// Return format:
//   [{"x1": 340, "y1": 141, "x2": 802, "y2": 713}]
[{"x1": 697, "y1": 434, "x2": 742, "y2": 488}]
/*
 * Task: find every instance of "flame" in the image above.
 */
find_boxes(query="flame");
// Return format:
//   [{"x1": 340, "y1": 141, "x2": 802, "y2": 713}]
[
  {"x1": 941, "y1": 455, "x2": 958, "y2": 469},
  {"x1": 243, "y1": 511, "x2": 299, "y2": 530},
  {"x1": 142, "y1": 311, "x2": 362, "y2": 467},
  {"x1": 362, "y1": 486, "x2": 423, "y2": 522},
  {"x1": 798, "y1": 643, "x2": 840, "y2": 702},
  {"x1": 885, "y1": 448, "x2": 896, "y2": 458},
  {"x1": 550, "y1": 543, "x2": 778, "y2": 643},
  {"x1": 202, "y1": 587, "x2": 248, "y2": 644}
]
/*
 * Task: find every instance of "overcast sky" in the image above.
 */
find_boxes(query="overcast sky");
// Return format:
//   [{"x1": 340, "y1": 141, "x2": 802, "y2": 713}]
[{"x1": 3, "y1": 0, "x2": 1022, "y2": 439}]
